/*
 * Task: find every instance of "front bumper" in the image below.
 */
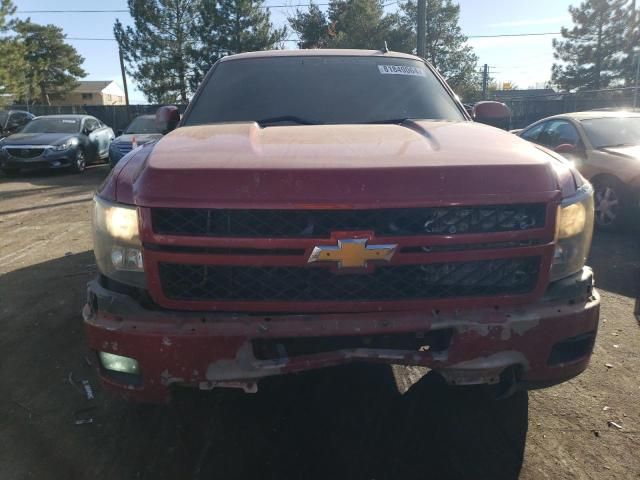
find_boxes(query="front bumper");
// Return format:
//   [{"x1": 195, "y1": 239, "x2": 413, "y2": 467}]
[
  {"x1": 0, "y1": 149, "x2": 76, "y2": 170},
  {"x1": 83, "y1": 268, "x2": 600, "y2": 403}
]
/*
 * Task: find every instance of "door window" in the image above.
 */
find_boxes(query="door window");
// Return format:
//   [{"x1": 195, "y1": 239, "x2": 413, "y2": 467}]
[
  {"x1": 520, "y1": 122, "x2": 546, "y2": 143},
  {"x1": 539, "y1": 120, "x2": 581, "y2": 148}
]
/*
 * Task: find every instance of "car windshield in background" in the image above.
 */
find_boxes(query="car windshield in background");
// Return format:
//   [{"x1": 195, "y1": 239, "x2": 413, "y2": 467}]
[
  {"x1": 184, "y1": 56, "x2": 465, "y2": 126},
  {"x1": 581, "y1": 116, "x2": 640, "y2": 148},
  {"x1": 125, "y1": 116, "x2": 161, "y2": 134},
  {"x1": 21, "y1": 117, "x2": 81, "y2": 134},
  {"x1": 0, "y1": 111, "x2": 8, "y2": 128}
]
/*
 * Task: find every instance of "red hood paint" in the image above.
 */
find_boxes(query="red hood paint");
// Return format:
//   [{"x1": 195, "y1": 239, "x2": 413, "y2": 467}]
[{"x1": 107, "y1": 121, "x2": 566, "y2": 208}]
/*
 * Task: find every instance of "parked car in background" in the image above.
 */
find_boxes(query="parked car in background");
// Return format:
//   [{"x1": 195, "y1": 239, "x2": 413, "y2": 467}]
[
  {"x1": 109, "y1": 114, "x2": 164, "y2": 168},
  {"x1": 0, "y1": 110, "x2": 35, "y2": 139},
  {"x1": 517, "y1": 111, "x2": 640, "y2": 230},
  {"x1": 0, "y1": 114, "x2": 114, "y2": 175}
]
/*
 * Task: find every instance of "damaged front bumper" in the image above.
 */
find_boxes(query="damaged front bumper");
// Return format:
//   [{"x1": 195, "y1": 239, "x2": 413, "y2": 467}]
[{"x1": 83, "y1": 268, "x2": 600, "y2": 403}]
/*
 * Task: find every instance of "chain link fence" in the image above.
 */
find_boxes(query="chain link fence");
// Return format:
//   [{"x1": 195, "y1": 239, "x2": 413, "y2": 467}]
[{"x1": 495, "y1": 87, "x2": 639, "y2": 129}]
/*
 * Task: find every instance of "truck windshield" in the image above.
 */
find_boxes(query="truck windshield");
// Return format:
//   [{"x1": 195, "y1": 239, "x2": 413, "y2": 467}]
[{"x1": 183, "y1": 56, "x2": 465, "y2": 126}]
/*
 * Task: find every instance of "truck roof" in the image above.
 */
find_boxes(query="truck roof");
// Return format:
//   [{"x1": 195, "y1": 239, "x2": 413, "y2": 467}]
[{"x1": 220, "y1": 49, "x2": 421, "y2": 63}]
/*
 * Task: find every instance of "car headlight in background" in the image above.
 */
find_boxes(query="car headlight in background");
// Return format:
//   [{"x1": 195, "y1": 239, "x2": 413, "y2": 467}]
[
  {"x1": 93, "y1": 196, "x2": 145, "y2": 288},
  {"x1": 550, "y1": 183, "x2": 594, "y2": 282},
  {"x1": 50, "y1": 139, "x2": 78, "y2": 151}
]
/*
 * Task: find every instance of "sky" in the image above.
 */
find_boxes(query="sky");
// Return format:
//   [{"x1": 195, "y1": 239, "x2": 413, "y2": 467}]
[{"x1": 14, "y1": 0, "x2": 575, "y2": 102}]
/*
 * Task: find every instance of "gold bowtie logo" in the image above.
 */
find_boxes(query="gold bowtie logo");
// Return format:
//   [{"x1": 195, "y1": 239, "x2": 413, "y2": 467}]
[{"x1": 307, "y1": 238, "x2": 398, "y2": 269}]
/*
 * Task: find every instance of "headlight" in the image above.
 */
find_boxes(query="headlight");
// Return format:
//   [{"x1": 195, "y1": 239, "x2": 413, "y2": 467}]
[
  {"x1": 550, "y1": 184, "x2": 594, "y2": 282},
  {"x1": 50, "y1": 139, "x2": 78, "y2": 151},
  {"x1": 93, "y1": 196, "x2": 145, "y2": 288}
]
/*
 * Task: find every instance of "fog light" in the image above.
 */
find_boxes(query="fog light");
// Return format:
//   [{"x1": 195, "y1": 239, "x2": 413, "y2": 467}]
[
  {"x1": 110, "y1": 246, "x2": 143, "y2": 270},
  {"x1": 99, "y1": 351, "x2": 140, "y2": 375}
]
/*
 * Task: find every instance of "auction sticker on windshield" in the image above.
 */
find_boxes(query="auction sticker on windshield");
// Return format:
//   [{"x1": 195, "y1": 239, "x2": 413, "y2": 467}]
[{"x1": 378, "y1": 65, "x2": 426, "y2": 76}]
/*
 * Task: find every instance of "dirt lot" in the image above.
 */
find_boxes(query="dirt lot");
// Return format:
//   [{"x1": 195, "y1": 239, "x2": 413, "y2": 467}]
[{"x1": 1, "y1": 165, "x2": 639, "y2": 480}]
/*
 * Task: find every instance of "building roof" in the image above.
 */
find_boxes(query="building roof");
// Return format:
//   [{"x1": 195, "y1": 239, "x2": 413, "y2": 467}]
[
  {"x1": 74, "y1": 81, "x2": 114, "y2": 93},
  {"x1": 221, "y1": 49, "x2": 421, "y2": 62}
]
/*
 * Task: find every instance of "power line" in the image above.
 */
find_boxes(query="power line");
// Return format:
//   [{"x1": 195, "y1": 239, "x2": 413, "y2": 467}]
[
  {"x1": 17, "y1": 5, "x2": 330, "y2": 13},
  {"x1": 62, "y1": 31, "x2": 560, "y2": 42}
]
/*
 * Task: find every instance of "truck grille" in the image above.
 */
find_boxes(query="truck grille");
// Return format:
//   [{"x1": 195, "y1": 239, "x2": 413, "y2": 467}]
[
  {"x1": 159, "y1": 257, "x2": 540, "y2": 302},
  {"x1": 5, "y1": 147, "x2": 44, "y2": 158},
  {"x1": 151, "y1": 204, "x2": 546, "y2": 238}
]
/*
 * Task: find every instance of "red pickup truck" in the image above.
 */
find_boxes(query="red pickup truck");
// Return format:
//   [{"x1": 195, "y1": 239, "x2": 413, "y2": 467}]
[{"x1": 84, "y1": 50, "x2": 600, "y2": 403}]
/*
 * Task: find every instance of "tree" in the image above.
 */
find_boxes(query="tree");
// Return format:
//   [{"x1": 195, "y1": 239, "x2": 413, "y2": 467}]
[
  {"x1": 289, "y1": 0, "x2": 401, "y2": 50},
  {"x1": 621, "y1": 0, "x2": 639, "y2": 86},
  {"x1": 115, "y1": 0, "x2": 200, "y2": 104},
  {"x1": 13, "y1": 20, "x2": 86, "y2": 105},
  {"x1": 116, "y1": 0, "x2": 286, "y2": 103},
  {"x1": 193, "y1": 0, "x2": 286, "y2": 85},
  {"x1": 288, "y1": 2, "x2": 329, "y2": 48},
  {"x1": 398, "y1": 0, "x2": 480, "y2": 100},
  {"x1": 0, "y1": 0, "x2": 23, "y2": 105},
  {"x1": 0, "y1": 0, "x2": 14, "y2": 30},
  {"x1": 552, "y1": 0, "x2": 628, "y2": 91}
]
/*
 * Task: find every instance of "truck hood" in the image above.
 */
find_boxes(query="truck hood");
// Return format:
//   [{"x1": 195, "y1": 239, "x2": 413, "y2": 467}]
[{"x1": 116, "y1": 121, "x2": 562, "y2": 208}]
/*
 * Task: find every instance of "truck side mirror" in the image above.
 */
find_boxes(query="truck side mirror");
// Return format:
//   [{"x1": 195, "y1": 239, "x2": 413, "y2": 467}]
[
  {"x1": 473, "y1": 101, "x2": 511, "y2": 130},
  {"x1": 156, "y1": 106, "x2": 180, "y2": 134}
]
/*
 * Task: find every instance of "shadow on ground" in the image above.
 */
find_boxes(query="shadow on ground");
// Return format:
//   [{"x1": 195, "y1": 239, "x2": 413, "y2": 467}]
[
  {"x1": 588, "y1": 229, "x2": 640, "y2": 298},
  {"x1": 1, "y1": 251, "x2": 529, "y2": 480}
]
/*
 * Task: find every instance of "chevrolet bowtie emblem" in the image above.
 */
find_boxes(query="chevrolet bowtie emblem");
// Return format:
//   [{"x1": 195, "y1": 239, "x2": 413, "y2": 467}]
[{"x1": 307, "y1": 238, "x2": 398, "y2": 269}]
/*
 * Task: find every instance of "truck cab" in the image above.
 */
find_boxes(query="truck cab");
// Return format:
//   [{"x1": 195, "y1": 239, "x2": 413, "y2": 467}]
[{"x1": 84, "y1": 50, "x2": 599, "y2": 403}]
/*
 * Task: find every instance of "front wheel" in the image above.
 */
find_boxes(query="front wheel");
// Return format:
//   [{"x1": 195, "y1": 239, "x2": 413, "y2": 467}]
[
  {"x1": 593, "y1": 177, "x2": 627, "y2": 231},
  {"x1": 70, "y1": 148, "x2": 86, "y2": 174}
]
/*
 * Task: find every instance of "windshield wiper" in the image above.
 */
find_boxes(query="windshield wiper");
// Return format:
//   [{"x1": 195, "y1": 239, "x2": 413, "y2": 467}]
[{"x1": 256, "y1": 115, "x2": 320, "y2": 126}]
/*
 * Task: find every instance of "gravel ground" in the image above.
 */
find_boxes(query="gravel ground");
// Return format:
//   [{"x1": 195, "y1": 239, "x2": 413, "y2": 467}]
[{"x1": 1, "y1": 165, "x2": 639, "y2": 480}]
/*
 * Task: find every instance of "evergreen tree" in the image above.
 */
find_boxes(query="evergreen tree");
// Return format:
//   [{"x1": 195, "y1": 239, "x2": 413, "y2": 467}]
[
  {"x1": 289, "y1": 0, "x2": 400, "y2": 50},
  {"x1": 13, "y1": 20, "x2": 86, "y2": 105},
  {"x1": 621, "y1": 0, "x2": 639, "y2": 86},
  {"x1": 0, "y1": 0, "x2": 19, "y2": 104},
  {"x1": 398, "y1": 0, "x2": 480, "y2": 100},
  {"x1": 288, "y1": 2, "x2": 329, "y2": 48},
  {"x1": 192, "y1": 0, "x2": 287, "y2": 89},
  {"x1": 115, "y1": 0, "x2": 199, "y2": 104},
  {"x1": 552, "y1": 0, "x2": 628, "y2": 91},
  {"x1": 117, "y1": 0, "x2": 286, "y2": 103}
]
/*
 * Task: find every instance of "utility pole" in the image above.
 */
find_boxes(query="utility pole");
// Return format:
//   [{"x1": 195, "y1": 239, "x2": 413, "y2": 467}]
[
  {"x1": 482, "y1": 64, "x2": 489, "y2": 100},
  {"x1": 416, "y1": 0, "x2": 426, "y2": 58},
  {"x1": 118, "y1": 47, "x2": 130, "y2": 108}
]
